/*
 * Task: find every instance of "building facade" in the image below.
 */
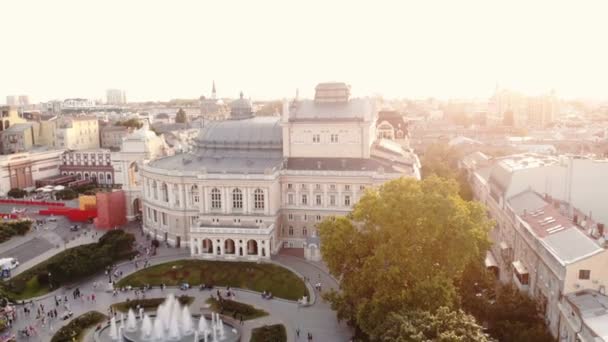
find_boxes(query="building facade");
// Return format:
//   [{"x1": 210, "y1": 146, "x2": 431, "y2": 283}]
[
  {"x1": 101, "y1": 126, "x2": 132, "y2": 150},
  {"x1": 199, "y1": 81, "x2": 230, "y2": 121},
  {"x1": 106, "y1": 89, "x2": 127, "y2": 105},
  {"x1": 0, "y1": 149, "x2": 63, "y2": 194},
  {"x1": 141, "y1": 83, "x2": 421, "y2": 261},
  {"x1": 59, "y1": 149, "x2": 114, "y2": 185},
  {"x1": 55, "y1": 116, "x2": 100, "y2": 150},
  {"x1": 0, "y1": 123, "x2": 37, "y2": 154}
]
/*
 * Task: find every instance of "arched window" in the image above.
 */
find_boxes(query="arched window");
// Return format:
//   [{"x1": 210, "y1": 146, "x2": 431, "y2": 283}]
[
  {"x1": 211, "y1": 188, "x2": 222, "y2": 209},
  {"x1": 107, "y1": 173, "x2": 112, "y2": 184},
  {"x1": 152, "y1": 181, "x2": 158, "y2": 200},
  {"x1": 161, "y1": 183, "x2": 168, "y2": 202},
  {"x1": 254, "y1": 188, "x2": 264, "y2": 210},
  {"x1": 191, "y1": 185, "x2": 199, "y2": 204},
  {"x1": 232, "y1": 188, "x2": 243, "y2": 209}
]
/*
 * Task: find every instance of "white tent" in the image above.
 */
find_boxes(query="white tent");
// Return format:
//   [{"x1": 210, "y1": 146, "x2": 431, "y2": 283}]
[{"x1": 53, "y1": 185, "x2": 66, "y2": 191}]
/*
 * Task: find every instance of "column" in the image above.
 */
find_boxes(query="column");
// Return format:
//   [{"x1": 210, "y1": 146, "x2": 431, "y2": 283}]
[
  {"x1": 257, "y1": 239, "x2": 263, "y2": 259},
  {"x1": 264, "y1": 188, "x2": 270, "y2": 216},
  {"x1": 189, "y1": 238, "x2": 195, "y2": 255},
  {"x1": 223, "y1": 187, "x2": 229, "y2": 214},
  {"x1": 219, "y1": 238, "x2": 225, "y2": 256},
  {"x1": 244, "y1": 188, "x2": 250, "y2": 214},
  {"x1": 203, "y1": 187, "x2": 209, "y2": 213}
]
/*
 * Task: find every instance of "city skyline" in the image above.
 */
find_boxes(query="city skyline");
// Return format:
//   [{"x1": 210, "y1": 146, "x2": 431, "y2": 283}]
[{"x1": 2, "y1": 0, "x2": 608, "y2": 103}]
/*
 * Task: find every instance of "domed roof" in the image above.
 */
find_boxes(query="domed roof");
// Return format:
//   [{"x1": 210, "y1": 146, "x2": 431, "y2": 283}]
[
  {"x1": 230, "y1": 92, "x2": 253, "y2": 119},
  {"x1": 196, "y1": 116, "x2": 281, "y2": 149}
]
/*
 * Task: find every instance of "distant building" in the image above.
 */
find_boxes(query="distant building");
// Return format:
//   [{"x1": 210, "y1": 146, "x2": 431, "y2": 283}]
[
  {"x1": 0, "y1": 106, "x2": 27, "y2": 132},
  {"x1": 101, "y1": 126, "x2": 132, "y2": 150},
  {"x1": 0, "y1": 149, "x2": 64, "y2": 194},
  {"x1": 55, "y1": 116, "x2": 100, "y2": 150},
  {"x1": 18, "y1": 95, "x2": 29, "y2": 107},
  {"x1": 0, "y1": 122, "x2": 37, "y2": 154},
  {"x1": 59, "y1": 149, "x2": 114, "y2": 185},
  {"x1": 62, "y1": 98, "x2": 95, "y2": 111},
  {"x1": 5, "y1": 96, "x2": 16, "y2": 106},
  {"x1": 560, "y1": 290, "x2": 608, "y2": 342},
  {"x1": 376, "y1": 110, "x2": 410, "y2": 147},
  {"x1": 199, "y1": 81, "x2": 229, "y2": 121},
  {"x1": 490, "y1": 88, "x2": 558, "y2": 128},
  {"x1": 106, "y1": 89, "x2": 127, "y2": 105},
  {"x1": 5, "y1": 95, "x2": 29, "y2": 107}
]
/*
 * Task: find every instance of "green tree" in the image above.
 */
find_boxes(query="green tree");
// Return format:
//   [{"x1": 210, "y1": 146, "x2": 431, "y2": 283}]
[
  {"x1": 379, "y1": 307, "x2": 491, "y2": 342},
  {"x1": 175, "y1": 108, "x2": 187, "y2": 123},
  {"x1": 319, "y1": 176, "x2": 492, "y2": 339},
  {"x1": 114, "y1": 118, "x2": 142, "y2": 129},
  {"x1": 7, "y1": 188, "x2": 26, "y2": 198},
  {"x1": 421, "y1": 143, "x2": 473, "y2": 200}
]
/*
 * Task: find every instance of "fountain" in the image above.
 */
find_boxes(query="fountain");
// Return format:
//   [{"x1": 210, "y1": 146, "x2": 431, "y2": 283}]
[
  {"x1": 95, "y1": 294, "x2": 240, "y2": 342},
  {"x1": 109, "y1": 317, "x2": 118, "y2": 340},
  {"x1": 140, "y1": 315, "x2": 152, "y2": 340},
  {"x1": 127, "y1": 310, "x2": 138, "y2": 332}
]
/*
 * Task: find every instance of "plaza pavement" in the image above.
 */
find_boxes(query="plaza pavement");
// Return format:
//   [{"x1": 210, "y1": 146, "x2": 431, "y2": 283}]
[{"x1": 7, "y1": 226, "x2": 352, "y2": 342}]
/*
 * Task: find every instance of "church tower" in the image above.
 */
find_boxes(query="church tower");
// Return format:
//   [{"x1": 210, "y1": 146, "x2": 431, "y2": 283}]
[{"x1": 211, "y1": 81, "x2": 217, "y2": 100}]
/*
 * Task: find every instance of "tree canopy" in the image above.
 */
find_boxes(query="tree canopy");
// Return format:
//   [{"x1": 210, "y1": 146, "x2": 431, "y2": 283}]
[
  {"x1": 379, "y1": 307, "x2": 490, "y2": 342},
  {"x1": 175, "y1": 108, "x2": 187, "y2": 123},
  {"x1": 114, "y1": 118, "x2": 142, "y2": 129},
  {"x1": 318, "y1": 176, "x2": 492, "y2": 340},
  {"x1": 421, "y1": 143, "x2": 473, "y2": 200}
]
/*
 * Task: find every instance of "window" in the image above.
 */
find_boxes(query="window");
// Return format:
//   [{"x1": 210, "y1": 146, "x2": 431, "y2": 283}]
[
  {"x1": 191, "y1": 185, "x2": 199, "y2": 204},
  {"x1": 315, "y1": 184, "x2": 321, "y2": 190},
  {"x1": 301, "y1": 184, "x2": 307, "y2": 190},
  {"x1": 315, "y1": 194, "x2": 322, "y2": 206},
  {"x1": 344, "y1": 185, "x2": 351, "y2": 191},
  {"x1": 316, "y1": 215, "x2": 322, "y2": 222},
  {"x1": 359, "y1": 185, "x2": 366, "y2": 191},
  {"x1": 161, "y1": 183, "x2": 168, "y2": 202},
  {"x1": 330, "y1": 195, "x2": 336, "y2": 206},
  {"x1": 288, "y1": 226, "x2": 294, "y2": 236},
  {"x1": 329, "y1": 184, "x2": 336, "y2": 191},
  {"x1": 330, "y1": 134, "x2": 339, "y2": 143},
  {"x1": 288, "y1": 214, "x2": 294, "y2": 221},
  {"x1": 303, "y1": 214, "x2": 307, "y2": 222},
  {"x1": 254, "y1": 189, "x2": 265, "y2": 210},
  {"x1": 344, "y1": 195, "x2": 351, "y2": 206},
  {"x1": 152, "y1": 181, "x2": 158, "y2": 200},
  {"x1": 153, "y1": 210, "x2": 158, "y2": 223},
  {"x1": 579, "y1": 270, "x2": 591, "y2": 280},
  {"x1": 303, "y1": 227, "x2": 308, "y2": 236},
  {"x1": 287, "y1": 193, "x2": 294, "y2": 205},
  {"x1": 211, "y1": 188, "x2": 222, "y2": 209},
  {"x1": 287, "y1": 183, "x2": 293, "y2": 190},
  {"x1": 301, "y1": 194, "x2": 308, "y2": 205},
  {"x1": 312, "y1": 134, "x2": 320, "y2": 143},
  {"x1": 232, "y1": 188, "x2": 243, "y2": 209},
  {"x1": 161, "y1": 212, "x2": 167, "y2": 225}
]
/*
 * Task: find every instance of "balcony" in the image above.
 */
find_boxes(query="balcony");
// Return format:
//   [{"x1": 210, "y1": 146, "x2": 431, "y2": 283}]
[
  {"x1": 512, "y1": 260, "x2": 530, "y2": 292},
  {"x1": 192, "y1": 223, "x2": 275, "y2": 237}
]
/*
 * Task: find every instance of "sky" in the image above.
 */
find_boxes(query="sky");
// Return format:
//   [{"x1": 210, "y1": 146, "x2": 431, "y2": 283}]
[{"x1": 1, "y1": 0, "x2": 608, "y2": 103}]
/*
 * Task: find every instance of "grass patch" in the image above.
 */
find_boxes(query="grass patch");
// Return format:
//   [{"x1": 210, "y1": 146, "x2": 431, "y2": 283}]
[
  {"x1": 51, "y1": 311, "x2": 106, "y2": 342},
  {"x1": 112, "y1": 296, "x2": 194, "y2": 312},
  {"x1": 206, "y1": 297, "x2": 268, "y2": 321},
  {"x1": 250, "y1": 324, "x2": 287, "y2": 342},
  {"x1": 117, "y1": 259, "x2": 308, "y2": 301},
  {"x1": 1, "y1": 230, "x2": 135, "y2": 300}
]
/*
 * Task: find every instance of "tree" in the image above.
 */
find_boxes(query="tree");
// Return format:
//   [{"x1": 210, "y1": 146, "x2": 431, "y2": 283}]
[
  {"x1": 114, "y1": 118, "x2": 142, "y2": 129},
  {"x1": 379, "y1": 307, "x2": 491, "y2": 342},
  {"x1": 421, "y1": 143, "x2": 473, "y2": 200},
  {"x1": 7, "y1": 188, "x2": 26, "y2": 199},
  {"x1": 318, "y1": 176, "x2": 492, "y2": 339},
  {"x1": 175, "y1": 108, "x2": 187, "y2": 123}
]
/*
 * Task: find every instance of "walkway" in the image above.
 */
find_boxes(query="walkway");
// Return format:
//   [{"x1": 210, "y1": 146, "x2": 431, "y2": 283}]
[{"x1": 7, "y1": 230, "x2": 352, "y2": 341}]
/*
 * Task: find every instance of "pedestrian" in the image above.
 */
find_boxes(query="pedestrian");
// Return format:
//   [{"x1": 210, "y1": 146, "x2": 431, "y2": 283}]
[
  {"x1": 239, "y1": 314, "x2": 243, "y2": 325},
  {"x1": 296, "y1": 328, "x2": 300, "y2": 338}
]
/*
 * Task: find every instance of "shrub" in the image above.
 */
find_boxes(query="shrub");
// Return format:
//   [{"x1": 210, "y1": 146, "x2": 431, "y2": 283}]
[
  {"x1": 112, "y1": 296, "x2": 194, "y2": 312},
  {"x1": 250, "y1": 324, "x2": 287, "y2": 342},
  {"x1": 51, "y1": 311, "x2": 106, "y2": 342},
  {"x1": 0, "y1": 220, "x2": 32, "y2": 243},
  {"x1": 207, "y1": 298, "x2": 268, "y2": 320},
  {"x1": 1, "y1": 230, "x2": 135, "y2": 298},
  {"x1": 7, "y1": 188, "x2": 26, "y2": 199},
  {"x1": 55, "y1": 189, "x2": 78, "y2": 200}
]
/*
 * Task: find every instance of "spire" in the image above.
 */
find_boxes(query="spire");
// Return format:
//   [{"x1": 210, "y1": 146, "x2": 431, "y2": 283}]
[{"x1": 211, "y1": 81, "x2": 217, "y2": 99}]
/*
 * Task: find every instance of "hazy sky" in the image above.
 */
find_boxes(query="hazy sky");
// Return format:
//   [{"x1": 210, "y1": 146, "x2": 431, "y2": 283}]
[{"x1": 1, "y1": 0, "x2": 607, "y2": 103}]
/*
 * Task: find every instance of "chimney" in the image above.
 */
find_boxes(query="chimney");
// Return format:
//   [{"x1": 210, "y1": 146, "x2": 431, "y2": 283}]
[{"x1": 598, "y1": 223, "x2": 605, "y2": 237}]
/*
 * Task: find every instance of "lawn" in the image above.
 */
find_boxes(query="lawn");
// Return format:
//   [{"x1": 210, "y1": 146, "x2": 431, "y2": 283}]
[
  {"x1": 112, "y1": 296, "x2": 194, "y2": 312},
  {"x1": 250, "y1": 324, "x2": 287, "y2": 342},
  {"x1": 117, "y1": 260, "x2": 308, "y2": 301},
  {"x1": 206, "y1": 297, "x2": 268, "y2": 321},
  {"x1": 51, "y1": 311, "x2": 107, "y2": 342}
]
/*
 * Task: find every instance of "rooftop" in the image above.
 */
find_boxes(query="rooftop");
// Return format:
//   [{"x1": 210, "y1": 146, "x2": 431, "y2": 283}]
[
  {"x1": 565, "y1": 290, "x2": 608, "y2": 341},
  {"x1": 196, "y1": 116, "x2": 281, "y2": 149},
  {"x1": 290, "y1": 98, "x2": 374, "y2": 122},
  {"x1": 508, "y1": 191, "x2": 604, "y2": 265},
  {"x1": 4, "y1": 123, "x2": 33, "y2": 133}
]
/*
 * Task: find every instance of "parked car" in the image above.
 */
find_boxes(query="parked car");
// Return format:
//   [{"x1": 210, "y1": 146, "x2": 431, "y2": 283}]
[{"x1": 70, "y1": 225, "x2": 79, "y2": 231}]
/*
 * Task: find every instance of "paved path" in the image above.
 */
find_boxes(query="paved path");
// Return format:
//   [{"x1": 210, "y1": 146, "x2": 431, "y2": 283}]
[{"x1": 6, "y1": 228, "x2": 352, "y2": 342}]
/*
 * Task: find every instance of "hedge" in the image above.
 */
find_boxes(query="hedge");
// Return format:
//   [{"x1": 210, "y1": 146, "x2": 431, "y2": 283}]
[
  {"x1": 112, "y1": 296, "x2": 194, "y2": 312},
  {"x1": 207, "y1": 297, "x2": 268, "y2": 320},
  {"x1": 51, "y1": 311, "x2": 106, "y2": 342},
  {"x1": 7, "y1": 188, "x2": 26, "y2": 199},
  {"x1": 0, "y1": 220, "x2": 32, "y2": 243},
  {"x1": 250, "y1": 324, "x2": 287, "y2": 342}
]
